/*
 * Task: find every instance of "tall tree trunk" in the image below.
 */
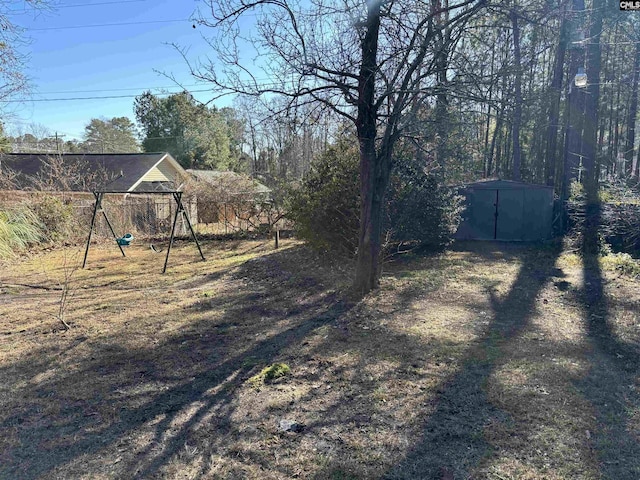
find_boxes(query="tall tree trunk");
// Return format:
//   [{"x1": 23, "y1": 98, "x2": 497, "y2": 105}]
[
  {"x1": 511, "y1": 8, "x2": 523, "y2": 181},
  {"x1": 354, "y1": 0, "x2": 386, "y2": 294},
  {"x1": 625, "y1": 42, "x2": 640, "y2": 177},
  {"x1": 562, "y1": 0, "x2": 587, "y2": 202},
  {"x1": 488, "y1": 108, "x2": 503, "y2": 177},
  {"x1": 434, "y1": 51, "x2": 449, "y2": 178},
  {"x1": 583, "y1": 0, "x2": 603, "y2": 255},
  {"x1": 545, "y1": 14, "x2": 568, "y2": 187},
  {"x1": 483, "y1": 47, "x2": 497, "y2": 177},
  {"x1": 483, "y1": 102, "x2": 492, "y2": 177},
  {"x1": 613, "y1": 69, "x2": 623, "y2": 174}
]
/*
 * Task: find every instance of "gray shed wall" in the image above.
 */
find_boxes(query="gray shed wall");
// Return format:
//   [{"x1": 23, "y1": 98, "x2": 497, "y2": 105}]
[{"x1": 454, "y1": 181, "x2": 554, "y2": 241}]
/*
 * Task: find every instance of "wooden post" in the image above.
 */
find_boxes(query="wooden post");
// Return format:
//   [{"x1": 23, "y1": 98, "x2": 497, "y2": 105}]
[{"x1": 274, "y1": 229, "x2": 280, "y2": 249}]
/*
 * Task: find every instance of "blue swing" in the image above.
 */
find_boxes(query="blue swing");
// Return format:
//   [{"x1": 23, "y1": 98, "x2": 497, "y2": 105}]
[{"x1": 117, "y1": 233, "x2": 134, "y2": 246}]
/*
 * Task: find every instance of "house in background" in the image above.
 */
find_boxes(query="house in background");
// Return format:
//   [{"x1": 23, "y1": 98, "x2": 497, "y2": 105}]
[
  {"x1": 0, "y1": 152, "x2": 193, "y2": 236},
  {"x1": 185, "y1": 169, "x2": 272, "y2": 227},
  {"x1": 0, "y1": 153, "x2": 279, "y2": 235},
  {"x1": 0, "y1": 152, "x2": 186, "y2": 193}
]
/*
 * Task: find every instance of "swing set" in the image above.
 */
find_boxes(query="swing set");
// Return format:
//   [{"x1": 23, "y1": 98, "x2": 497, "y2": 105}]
[{"x1": 82, "y1": 189, "x2": 205, "y2": 273}]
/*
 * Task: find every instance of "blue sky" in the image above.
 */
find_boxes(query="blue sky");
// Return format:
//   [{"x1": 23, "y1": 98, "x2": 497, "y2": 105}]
[{"x1": 6, "y1": 0, "x2": 231, "y2": 140}]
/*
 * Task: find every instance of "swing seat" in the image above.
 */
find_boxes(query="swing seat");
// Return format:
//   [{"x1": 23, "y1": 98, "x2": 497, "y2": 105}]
[{"x1": 117, "y1": 233, "x2": 134, "y2": 246}]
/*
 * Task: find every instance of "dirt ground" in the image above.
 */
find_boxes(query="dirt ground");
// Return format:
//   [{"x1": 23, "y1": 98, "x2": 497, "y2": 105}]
[{"x1": 0, "y1": 239, "x2": 639, "y2": 479}]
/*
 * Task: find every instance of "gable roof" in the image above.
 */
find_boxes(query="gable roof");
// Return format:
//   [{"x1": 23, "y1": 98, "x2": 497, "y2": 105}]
[
  {"x1": 186, "y1": 169, "x2": 271, "y2": 196},
  {"x1": 0, "y1": 153, "x2": 186, "y2": 193}
]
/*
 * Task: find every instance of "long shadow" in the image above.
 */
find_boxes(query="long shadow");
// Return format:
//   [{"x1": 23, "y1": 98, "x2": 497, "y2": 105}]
[
  {"x1": 575, "y1": 200, "x2": 640, "y2": 478},
  {"x1": 383, "y1": 242, "x2": 563, "y2": 479},
  {"x1": 0, "y1": 246, "x2": 354, "y2": 479}
]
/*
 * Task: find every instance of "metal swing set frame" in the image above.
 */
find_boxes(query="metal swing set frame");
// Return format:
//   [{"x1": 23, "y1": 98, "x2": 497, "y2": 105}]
[{"x1": 82, "y1": 189, "x2": 205, "y2": 273}]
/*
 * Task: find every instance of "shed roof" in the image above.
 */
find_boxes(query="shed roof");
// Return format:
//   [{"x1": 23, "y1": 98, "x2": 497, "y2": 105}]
[
  {"x1": 0, "y1": 152, "x2": 185, "y2": 192},
  {"x1": 456, "y1": 179, "x2": 554, "y2": 190}
]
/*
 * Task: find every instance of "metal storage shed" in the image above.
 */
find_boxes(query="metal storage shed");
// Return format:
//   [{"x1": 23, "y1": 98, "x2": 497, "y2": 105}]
[{"x1": 454, "y1": 180, "x2": 554, "y2": 241}]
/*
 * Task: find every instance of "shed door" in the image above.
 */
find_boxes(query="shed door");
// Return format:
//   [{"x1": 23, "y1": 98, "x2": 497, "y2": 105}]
[
  {"x1": 470, "y1": 189, "x2": 498, "y2": 240},
  {"x1": 496, "y1": 188, "x2": 524, "y2": 240}
]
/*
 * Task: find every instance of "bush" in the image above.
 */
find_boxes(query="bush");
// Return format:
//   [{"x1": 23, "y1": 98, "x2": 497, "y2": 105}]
[
  {"x1": 0, "y1": 205, "x2": 44, "y2": 259},
  {"x1": 601, "y1": 252, "x2": 640, "y2": 277},
  {"x1": 29, "y1": 195, "x2": 77, "y2": 242},
  {"x1": 287, "y1": 138, "x2": 360, "y2": 255},
  {"x1": 386, "y1": 163, "x2": 464, "y2": 251},
  {"x1": 287, "y1": 138, "x2": 462, "y2": 255},
  {"x1": 567, "y1": 182, "x2": 640, "y2": 257}
]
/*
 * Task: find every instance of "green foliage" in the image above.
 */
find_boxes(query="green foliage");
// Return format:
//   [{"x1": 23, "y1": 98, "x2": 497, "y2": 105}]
[
  {"x1": 29, "y1": 196, "x2": 77, "y2": 242},
  {"x1": 598, "y1": 177, "x2": 640, "y2": 204},
  {"x1": 134, "y1": 91, "x2": 244, "y2": 170},
  {"x1": 82, "y1": 117, "x2": 139, "y2": 153},
  {"x1": 387, "y1": 163, "x2": 464, "y2": 251},
  {"x1": 288, "y1": 137, "x2": 463, "y2": 256},
  {"x1": 567, "y1": 180, "x2": 584, "y2": 202},
  {"x1": 601, "y1": 252, "x2": 640, "y2": 277},
  {"x1": 286, "y1": 138, "x2": 360, "y2": 255},
  {"x1": 248, "y1": 363, "x2": 291, "y2": 387},
  {"x1": 0, "y1": 123, "x2": 10, "y2": 153},
  {"x1": 0, "y1": 196, "x2": 83, "y2": 258},
  {"x1": 0, "y1": 205, "x2": 43, "y2": 259}
]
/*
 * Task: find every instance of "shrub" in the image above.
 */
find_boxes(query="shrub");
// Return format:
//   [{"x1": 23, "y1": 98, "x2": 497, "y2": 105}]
[
  {"x1": 0, "y1": 205, "x2": 43, "y2": 259},
  {"x1": 286, "y1": 138, "x2": 360, "y2": 255},
  {"x1": 386, "y1": 163, "x2": 464, "y2": 251},
  {"x1": 29, "y1": 195, "x2": 77, "y2": 242},
  {"x1": 287, "y1": 138, "x2": 463, "y2": 255},
  {"x1": 567, "y1": 186, "x2": 640, "y2": 257},
  {"x1": 601, "y1": 252, "x2": 640, "y2": 277}
]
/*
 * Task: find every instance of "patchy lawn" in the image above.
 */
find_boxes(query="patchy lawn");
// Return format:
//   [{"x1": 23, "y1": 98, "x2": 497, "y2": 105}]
[{"x1": 0, "y1": 239, "x2": 639, "y2": 479}]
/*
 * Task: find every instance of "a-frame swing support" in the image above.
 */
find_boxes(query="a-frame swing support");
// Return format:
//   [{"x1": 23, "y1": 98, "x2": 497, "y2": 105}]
[{"x1": 83, "y1": 190, "x2": 205, "y2": 273}]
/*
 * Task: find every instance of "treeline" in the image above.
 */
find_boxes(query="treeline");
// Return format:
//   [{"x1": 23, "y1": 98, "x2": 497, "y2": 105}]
[
  {"x1": 426, "y1": 0, "x2": 640, "y2": 186},
  {"x1": 1, "y1": 92, "x2": 334, "y2": 186},
  {"x1": 4, "y1": 1, "x2": 640, "y2": 194}
]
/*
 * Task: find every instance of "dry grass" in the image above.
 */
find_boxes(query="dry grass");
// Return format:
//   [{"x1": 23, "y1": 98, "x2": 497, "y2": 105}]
[{"x1": 0, "y1": 239, "x2": 639, "y2": 479}]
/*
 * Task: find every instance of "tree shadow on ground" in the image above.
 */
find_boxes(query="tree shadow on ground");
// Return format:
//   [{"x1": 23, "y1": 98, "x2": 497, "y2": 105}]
[
  {"x1": 382, "y1": 242, "x2": 564, "y2": 479},
  {"x1": 5, "y1": 237, "x2": 638, "y2": 479},
  {"x1": 0, "y1": 246, "x2": 354, "y2": 479},
  {"x1": 574, "y1": 202, "x2": 640, "y2": 479}
]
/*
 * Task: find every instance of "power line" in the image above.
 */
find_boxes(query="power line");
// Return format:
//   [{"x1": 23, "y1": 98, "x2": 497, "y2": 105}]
[
  {"x1": 51, "y1": 0, "x2": 149, "y2": 8},
  {"x1": 4, "y1": 88, "x2": 214, "y2": 103},
  {"x1": 26, "y1": 18, "x2": 192, "y2": 31},
  {"x1": 5, "y1": 81, "x2": 297, "y2": 102},
  {"x1": 8, "y1": 0, "x2": 148, "y2": 13},
  {"x1": 36, "y1": 84, "x2": 205, "y2": 94}
]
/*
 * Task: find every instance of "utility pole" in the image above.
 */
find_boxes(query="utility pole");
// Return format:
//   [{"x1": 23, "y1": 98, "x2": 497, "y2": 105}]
[{"x1": 55, "y1": 132, "x2": 66, "y2": 154}]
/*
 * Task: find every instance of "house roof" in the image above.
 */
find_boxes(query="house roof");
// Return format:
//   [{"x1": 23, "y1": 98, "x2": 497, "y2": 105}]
[
  {"x1": 0, "y1": 153, "x2": 185, "y2": 192},
  {"x1": 186, "y1": 169, "x2": 271, "y2": 195}
]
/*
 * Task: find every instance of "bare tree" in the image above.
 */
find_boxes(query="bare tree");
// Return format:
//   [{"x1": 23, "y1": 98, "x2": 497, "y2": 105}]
[
  {"x1": 0, "y1": 161, "x2": 18, "y2": 189},
  {"x1": 1, "y1": 1, "x2": 51, "y2": 112},
  {"x1": 31, "y1": 155, "x2": 116, "y2": 192},
  {"x1": 187, "y1": 0, "x2": 484, "y2": 293}
]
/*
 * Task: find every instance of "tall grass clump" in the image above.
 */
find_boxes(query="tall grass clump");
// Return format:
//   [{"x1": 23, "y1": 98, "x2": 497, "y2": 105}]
[{"x1": 0, "y1": 206, "x2": 43, "y2": 259}]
